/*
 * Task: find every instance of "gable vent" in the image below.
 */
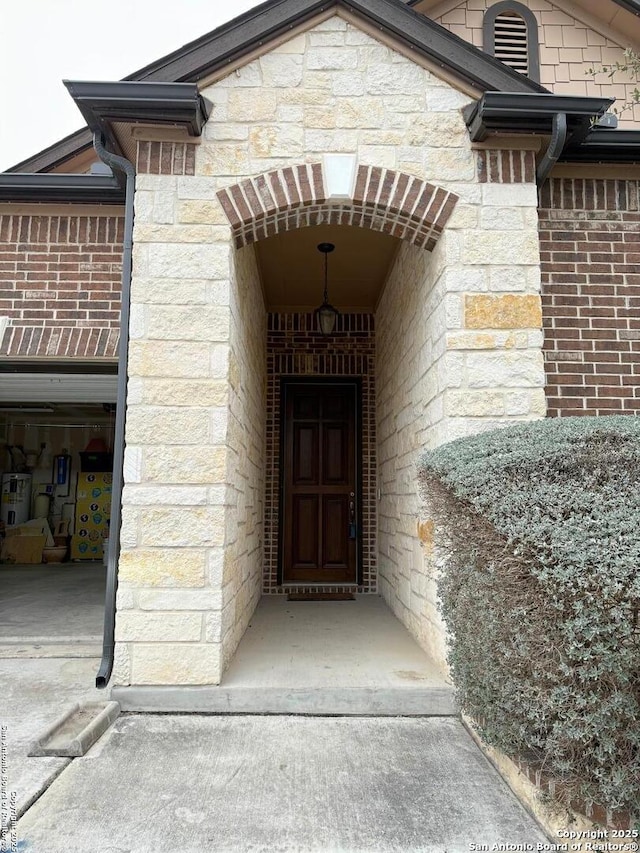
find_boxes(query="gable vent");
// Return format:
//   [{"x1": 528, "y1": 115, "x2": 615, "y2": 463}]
[{"x1": 494, "y1": 11, "x2": 529, "y2": 75}]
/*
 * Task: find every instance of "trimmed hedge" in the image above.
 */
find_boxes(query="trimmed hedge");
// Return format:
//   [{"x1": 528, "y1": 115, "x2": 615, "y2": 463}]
[{"x1": 418, "y1": 416, "x2": 640, "y2": 814}]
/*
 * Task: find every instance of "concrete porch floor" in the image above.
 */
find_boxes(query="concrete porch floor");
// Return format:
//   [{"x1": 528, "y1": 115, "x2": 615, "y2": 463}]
[
  {"x1": 114, "y1": 595, "x2": 456, "y2": 715},
  {"x1": 224, "y1": 595, "x2": 448, "y2": 689}
]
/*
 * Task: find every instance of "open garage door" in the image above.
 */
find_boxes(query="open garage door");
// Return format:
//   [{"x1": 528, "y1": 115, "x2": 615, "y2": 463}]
[
  {"x1": 0, "y1": 373, "x2": 117, "y2": 404},
  {"x1": 0, "y1": 364, "x2": 117, "y2": 655}
]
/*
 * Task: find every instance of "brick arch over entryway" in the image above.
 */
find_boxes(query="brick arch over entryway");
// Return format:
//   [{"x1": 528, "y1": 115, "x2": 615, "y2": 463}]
[{"x1": 217, "y1": 163, "x2": 459, "y2": 251}]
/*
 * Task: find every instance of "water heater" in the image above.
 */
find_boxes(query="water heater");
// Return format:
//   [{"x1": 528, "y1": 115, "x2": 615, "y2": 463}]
[{"x1": 1, "y1": 473, "x2": 33, "y2": 526}]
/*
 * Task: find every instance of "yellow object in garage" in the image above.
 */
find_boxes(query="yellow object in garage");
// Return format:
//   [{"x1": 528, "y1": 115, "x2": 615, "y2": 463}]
[{"x1": 70, "y1": 472, "x2": 112, "y2": 561}]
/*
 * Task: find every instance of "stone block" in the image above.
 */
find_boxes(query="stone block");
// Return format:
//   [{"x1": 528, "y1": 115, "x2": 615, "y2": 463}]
[
  {"x1": 177, "y1": 199, "x2": 228, "y2": 225},
  {"x1": 227, "y1": 89, "x2": 277, "y2": 122},
  {"x1": 272, "y1": 33, "x2": 306, "y2": 54},
  {"x1": 147, "y1": 243, "x2": 230, "y2": 280},
  {"x1": 466, "y1": 351, "x2": 546, "y2": 388},
  {"x1": 123, "y1": 445, "x2": 143, "y2": 484},
  {"x1": 482, "y1": 184, "x2": 538, "y2": 207},
  {"x1": 133, "y1": 224, "x2": 216, "y2": 244},
  {"x1": 118, "y1": 549, "x2": 206, "y2": 588},
  {"x1": 138, "y1": 589, "x2": 222, "y2": 611},
  {"x1": 337, "y1": 100, "x2": 386, "y2": 129},
  {"x1": 139, "y1": 379, "x2": 228, "y2": 407},
  {"x1": 146, "y1": 305, "x2": 230, "y2": 342},
  {"x1": 215, "y1": 63, "x2": 262, "y2": 87},
  {"x1": 446, "y1": 389, "x2": 506, "y2": 417},
  {"x1": 140, "y1": 506, "x2": 226, "y2": 547},
  {"x1": 116, "y1": 612, "x2": 202, "y2": 642},
  {"x1": 112, "y1": 642, "x2": 131, "y2": 686},
  {"x1": 480, "y1": 207, "x2": 526, "y2": 230},
  {"x1": 306, "y1": 47, "x2": 358, "y2": 70},
  {"x1": 125, "y1": 407, "x2": 210, "y2": 445},
  {"x1": 366, "y1": 63, "x2": 426, "y2": 95},
  {"x1": 331, "y1": 72, "x2": 366, "y2": 96},
  {"x1": 304, "y1": 129, "x2": 359, "y2": 153},
  {"x1": 260, "y1": 54, "x2": 303, "y2": 87},
  {"x1": 122, "y1": 485, "x2": 209, "y2": 506},
  {"x1": 205, "y1": 611, "x2": 223, "y2": 643},
  {"x1": 176, "y1": 177, "x2": 219, "y2": 200},
  {"x1": 249, "y1": 125, "x2": 304, "y2": 158},
  {"x1": 425, "y1": 87, "x2": 472, "y2": 111},
  {"x1": 130, "y1": 643, "x2": 221, "y2": 685},
  {"x1": 144, "y1": 445, "x2": 227, "y2": 484},
  {"x1": 198, "y1": 144, "x2": 251, "y2": 177},
  {"x1": 405, "y1": 113, "x2": 468, "y2": 148},
  {"x1": 424, "y1": 148, "x2": 475, "y2": 182},
  {"x1": 461, "y1": 231, "x2": 540, "y2": 266},
  {"x1": 128, "y1": 341, "x2": 211, "y2": 378},
  {"x1": 131, "y1": 277, "x2": 209, "y2": 305},
  {"x1": 465, "y1": 294, "x2": 542, "y2": 330}
]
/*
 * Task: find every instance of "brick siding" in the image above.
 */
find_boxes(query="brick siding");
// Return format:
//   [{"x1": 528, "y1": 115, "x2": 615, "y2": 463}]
[
  {"x1": 0, "y1": 213, "x2": 124, "y2": 358},
  {"x1": 539, "y1": 178, "x2": 640, "y2": 416},
  {"x1": 476, "y1": 150, "x2": 536, "y2": 183},
  {"x1": 264, "y1": 312, "x2": 377, "y2": 595},
  {"x1": 136, "y1": 141, "x2": 197, "y2": 176}
]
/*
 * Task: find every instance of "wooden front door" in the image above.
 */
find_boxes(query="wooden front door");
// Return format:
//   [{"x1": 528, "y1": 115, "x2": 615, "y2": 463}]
[{"x1": 282, "y1": 382, "x2": 358, "y2": 584}]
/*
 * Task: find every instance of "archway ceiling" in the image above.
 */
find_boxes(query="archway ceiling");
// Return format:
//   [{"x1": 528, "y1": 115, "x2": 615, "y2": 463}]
[{"x1": 255, "y1": 224, "x2": 400, "y2": 312}]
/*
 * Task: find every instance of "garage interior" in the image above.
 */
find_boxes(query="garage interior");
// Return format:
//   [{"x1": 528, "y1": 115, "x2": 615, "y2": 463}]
[{"x1": 0, "y1": 365, "x2": 117, "y2": 654}]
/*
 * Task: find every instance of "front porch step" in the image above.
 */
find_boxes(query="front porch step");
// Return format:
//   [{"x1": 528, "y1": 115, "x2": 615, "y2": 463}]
[{"x1": 111, "y1": 685, "x2": 457, "y2": 716}]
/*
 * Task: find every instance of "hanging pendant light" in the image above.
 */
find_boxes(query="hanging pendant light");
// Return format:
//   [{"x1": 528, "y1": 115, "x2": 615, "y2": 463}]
[{"x1": 314, "y1": 242, "x2": 339, "y2": 335}]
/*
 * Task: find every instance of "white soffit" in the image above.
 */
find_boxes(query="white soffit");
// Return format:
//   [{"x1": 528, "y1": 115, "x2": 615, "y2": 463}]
[{"x1": 0, "y1": 374, "x2": 118, "y2": 403}]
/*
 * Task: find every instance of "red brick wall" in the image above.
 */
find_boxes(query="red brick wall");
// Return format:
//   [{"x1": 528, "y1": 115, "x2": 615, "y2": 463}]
[
  {"x1": 0, "y1": 213, "x2": 124, "y2": 358},
  {"x1": 265, "y1": 312, "x2": 377, "y2": 594},
  {"x1": 539, "y1": 178, "x2": 640, "y2": 416}
]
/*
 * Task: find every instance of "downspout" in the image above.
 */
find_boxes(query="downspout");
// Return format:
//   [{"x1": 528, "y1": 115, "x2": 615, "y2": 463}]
[
  {"x1": 536, "y1": 112, "x2": 567, "y2": 189},
  {"x1": 93, "y1": 132, "x2": 135, "y2": 689}
]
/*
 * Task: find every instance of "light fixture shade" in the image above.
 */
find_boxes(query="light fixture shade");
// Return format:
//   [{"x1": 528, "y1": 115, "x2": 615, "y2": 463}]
[
  {"x1": 316, "y1": 302, "x2": 339, "y2": 335},
  {"x1": 315, "y1": 241, "x2": 339, "y2": 335}
]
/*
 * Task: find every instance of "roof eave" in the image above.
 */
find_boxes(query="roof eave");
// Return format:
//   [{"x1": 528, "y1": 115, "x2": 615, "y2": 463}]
[
  {"x1": 465, "y1": 92, "x2": 615, "y2": 141},
  {"x1": 126, "y1": 0, "x2": 545, "y2": 95},
  {"x1": 63, "y1": 80, "x2": 212, "y2": 137},
  {"x1": 0, "y1": 173, "x2": 125, "y2": 204},
  {"x1": 561, "y1": 129, "x2": 640, "y2": 163}
]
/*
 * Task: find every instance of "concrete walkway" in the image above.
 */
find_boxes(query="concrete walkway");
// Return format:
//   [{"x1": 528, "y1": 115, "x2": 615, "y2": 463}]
[
  {"x1": 15, "y1": 715, "x2": 549, "y2": 852},
  {"x1": 1, "y1": 657, "x2": 104, "y2": 821}
]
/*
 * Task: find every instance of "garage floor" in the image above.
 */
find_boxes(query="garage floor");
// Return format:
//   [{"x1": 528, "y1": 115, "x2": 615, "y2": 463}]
[{"x1": 0, "y1": 562, "x2": 105, "y2": 655}]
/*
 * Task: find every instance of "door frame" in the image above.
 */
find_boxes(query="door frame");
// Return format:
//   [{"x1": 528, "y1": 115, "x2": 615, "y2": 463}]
[{"x1": 277, "y1": 376, "x2": 363, "y2": 587}]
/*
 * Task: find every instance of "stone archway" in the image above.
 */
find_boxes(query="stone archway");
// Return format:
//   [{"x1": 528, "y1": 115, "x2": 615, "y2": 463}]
[{"x1": 216, "y1": 160, "x2": 459, "y2": 250}]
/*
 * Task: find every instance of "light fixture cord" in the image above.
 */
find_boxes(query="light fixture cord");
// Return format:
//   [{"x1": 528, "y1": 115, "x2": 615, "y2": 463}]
[{"x1": 323, "y1": 251, "x2": 329, "y2": 304}]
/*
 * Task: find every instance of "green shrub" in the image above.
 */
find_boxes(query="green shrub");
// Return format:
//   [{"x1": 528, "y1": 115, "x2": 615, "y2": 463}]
[{"x1": 418, "y1": 416, "x2": 640, "y2": 814}]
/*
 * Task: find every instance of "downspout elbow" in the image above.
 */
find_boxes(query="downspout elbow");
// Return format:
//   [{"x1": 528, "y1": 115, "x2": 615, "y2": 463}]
[
  {"x1": 536, "y1": 112, "x2": 567, "y2": 190},
  {"x1": 93, "y1": 133, "x2": 135, "y2": 689}
]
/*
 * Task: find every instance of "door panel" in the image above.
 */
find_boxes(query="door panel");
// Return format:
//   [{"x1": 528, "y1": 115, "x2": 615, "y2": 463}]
[
  {"x1": 322, "y1": 496, "x2": 350, "y2": 568},
  {"x1": 291, "y1": 495, "x2": 319, "y2": 568},
  {"x1": 322, "y1": 424, "x2": 348, "y2": 485},
  {"x1": 282, "y1": 382, "x2": 357, "y2": 584},
  {"x1": 293, "y1": 424, "x2": 319, "y2": 485}
]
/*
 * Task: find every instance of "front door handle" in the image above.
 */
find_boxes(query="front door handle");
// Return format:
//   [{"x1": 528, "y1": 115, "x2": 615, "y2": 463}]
[{"x1": 348, "y1": 493, "x2": 356, "y2": 539}]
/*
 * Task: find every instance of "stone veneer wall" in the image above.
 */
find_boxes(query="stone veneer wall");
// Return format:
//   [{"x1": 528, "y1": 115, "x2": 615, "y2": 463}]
[
  {"x1": 264, "y1": 311, "x2": 376, "y2": 594},
  {"x1": 220, "y1": 245, "x2": 266, "y2": 669},
  {"x1": 376, "y1": 240, "x2": 450, "y2": 670},
  {"x1": 0, "y1": 211, "x2": 123, "y2": 358},
  {"x1": 113, "y1": 175, "x2": 235, "y2": 686},
  {"x1": 376, "y1": 151, "x2": 546, "y2": 673},
  {"x1": 539, "y1": 177, "x2": 640, "y2": 416}
]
